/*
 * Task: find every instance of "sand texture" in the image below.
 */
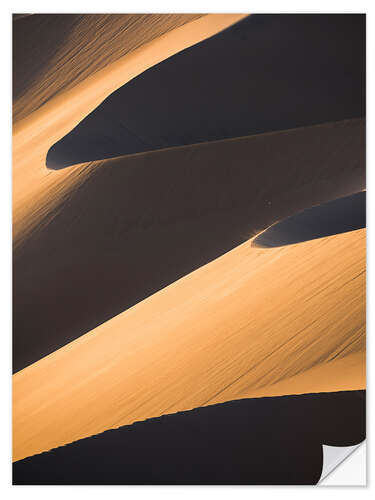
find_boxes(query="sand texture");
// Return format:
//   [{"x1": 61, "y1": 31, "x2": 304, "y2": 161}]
[
  {"x1": 13, "y1": 119, "x2": 365, "y2": 372},
  {"x1": 14, "y1": 391, "x2": 366, "y2": 485},
  {"x1": 13, "y1": 226, "x2": 365, "y2": 461},
  {"x1": 12, "y1": 14, "x2": 366, "y2": 479}
]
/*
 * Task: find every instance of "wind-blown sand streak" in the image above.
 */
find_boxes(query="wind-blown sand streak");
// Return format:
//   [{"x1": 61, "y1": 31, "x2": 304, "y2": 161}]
[
  {"x1": 13, "y1": 14, "x2": 204, "y2": 122},
  {"x1": 13, "y1": 227, "x2": 365, "y2": 462}
]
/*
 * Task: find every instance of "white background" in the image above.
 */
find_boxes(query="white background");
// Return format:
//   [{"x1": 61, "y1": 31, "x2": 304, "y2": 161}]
[{"x1": 1, "y1": 0, "x2": 373, "y2": 497}]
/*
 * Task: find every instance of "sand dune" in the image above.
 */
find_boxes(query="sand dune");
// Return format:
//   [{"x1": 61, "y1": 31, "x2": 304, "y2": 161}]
[
  {"x1": 252, "y1": 191, "x2": 366, "y2": 248},
  {"x1": 13, "y1": 14, "x2": 203, "y2": 122},
  {"x1": 46, "y1": 14, "x2": 365, "y2": 168},
  {"x1": 13, "y1": 391, "x2": 365, "y2": 485},
  {"x1": 13, "y1": 119, "x2": 365, "y2": 371},
  {"x1": 13, "y1": 14, "x2": 246, "y2": 251},
  {"x1": 12, "y1": 13, "x2": 366, "y2": 480},
  {"x1": 13, "y1": 224, "x2": 365, "y2": 462}
]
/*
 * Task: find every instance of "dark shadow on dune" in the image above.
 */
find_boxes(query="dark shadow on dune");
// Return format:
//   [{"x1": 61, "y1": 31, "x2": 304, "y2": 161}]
[
  {"x1": 46, "y1": 14, "x2": 365, "y2": 169},
  {"x1": 13, "y1": 120, "x2": 365, "y2": 372},
  {"x1": 252, "y1": 191, "x2": 366, "y2": 248},
  {"x1": 13, "y1": 14, "x2": 79, "y2": 103},
  {"x1": 13, "y1": 390, "x2": 365, "y2": 485}
]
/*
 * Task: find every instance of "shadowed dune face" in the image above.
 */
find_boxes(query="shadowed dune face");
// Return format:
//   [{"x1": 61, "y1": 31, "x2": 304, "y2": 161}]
[
  {"x1": 13, "y1": 13, "x2": 203, "y2": 122},
  {"x1": 13, "y1": 120, "x2": 365, "y2": 372},
  {"x1": 13, "y1": 391, "x2": 365, "y2": 485},
  {"x1": 252, "y1": 191, "x2": 366, "y2": 248},
  {"x1": 46, "y1": 14, "x2": 365, "y2": 169}
]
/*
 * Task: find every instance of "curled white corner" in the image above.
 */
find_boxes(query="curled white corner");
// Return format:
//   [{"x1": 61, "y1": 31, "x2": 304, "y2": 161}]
[{"x1": 318, "y1": 441, "x2": 366, "y2": 485}]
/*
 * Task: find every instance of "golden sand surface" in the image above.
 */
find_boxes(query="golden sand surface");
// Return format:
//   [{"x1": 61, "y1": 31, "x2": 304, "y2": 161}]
[
  {"x1": 12, "y1": 13, "x2": 365, "y2": 465},
  {"x1": 13, "y1": 118, "x2": 365, "y2": 374},
  {"x1": 13, "y1": 227, "x2": 365, "y2": 461},
  {"x1": 13, "y1": 14, "x2": 247, "y2": 247}
]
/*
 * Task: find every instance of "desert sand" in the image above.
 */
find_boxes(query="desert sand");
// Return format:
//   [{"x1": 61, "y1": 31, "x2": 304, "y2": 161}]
[
  {"x1": 12, "y1": 13, "x2": 365, "y2": 475},
  {"x1": 13, "y1": 225, "x2": 365, "y2": 461},
  {"x1": 14, "y1": 391, "x2": 365, "y2": 485},
  {"x1": 13, "y1": 14, "x2": 247, "y2": 249},
  {"x1": 46, "y1": 15, "x2": 365, "y2": 168},
  {"x1": 13, "y1": 14, "x2": 204, "y2": 122},
  {"x1": 13, "y1": 119, "x2": 365, "y2": 372}
]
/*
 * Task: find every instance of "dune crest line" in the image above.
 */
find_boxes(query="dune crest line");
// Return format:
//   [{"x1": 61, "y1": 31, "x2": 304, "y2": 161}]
[
  {"x1": 13, "y1": 227, "x2": 365, "y2": 462},
  {"x1": 13, "y1": 14, "x2": 248, "y2": 246},
  {"x1": 13, "y1": 119, "x2": 365, "y2": 372},
  {"x1": 12, "y1": 14, "x2": 366, "y2": 480},
  {"x1": 13, "y1": 14, "x2": 204, "y2": 122},
  {"x1": 13, "y1": 391, "x2": 365, "y2": 485}
]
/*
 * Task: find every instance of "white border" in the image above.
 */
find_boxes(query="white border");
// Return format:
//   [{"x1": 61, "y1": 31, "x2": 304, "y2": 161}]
[
  {"x1": 2, "y1": 0, "x2": 373, "y2": 13},
  {"x1": 2, "y1": 1, "x2": 373, "y2": 497}
]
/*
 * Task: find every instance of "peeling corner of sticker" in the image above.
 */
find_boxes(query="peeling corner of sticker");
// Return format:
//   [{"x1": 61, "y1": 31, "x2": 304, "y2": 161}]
[{"x1": 318, "y1": 441, "x2": 366, "y2": 486}]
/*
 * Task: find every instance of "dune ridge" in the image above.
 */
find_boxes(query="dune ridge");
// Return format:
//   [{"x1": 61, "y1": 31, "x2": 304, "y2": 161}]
[
  {"x1": 13, "y1": 119, "x2": 365, "y2": 372},
  {"x1": 12, "y1": 13, "x2": 366, "y2": 479},
  {"x1": 46, "y1": 14, "x2": 365, "y2": 169},
  {"x1": 13, "y1": 14, "x2": 204, "y2": 122},
  {"x1": 252, "y1": 191, "x2": 366, "y2": 248},
  {"x1": 13, "y1": 225, "x2": 365, "y2": 462},
  {"x1": 13, "y1": 391, "x2": 366, "y2": 484},
  {"x1": 13, "y1": 14, "x2": 247, "y2": 249}
]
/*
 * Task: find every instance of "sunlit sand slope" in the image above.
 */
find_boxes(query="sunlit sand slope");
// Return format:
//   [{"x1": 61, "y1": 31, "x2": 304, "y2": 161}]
[
  {"x1": 13, "y1": 119, "x2": 365, "y2": 371},
  {"x1": 13, "y1": 227, "x2": 365, "y2": 462},
  {"x1": 12, "y1": 13, "x2": 365, "y2": 471},
  {"x1": 13, "y1": 13, "x2": 203, "y2": 122},
  {"x1": 13, "y1": 14, "x2": 247, "y2": 249}
]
